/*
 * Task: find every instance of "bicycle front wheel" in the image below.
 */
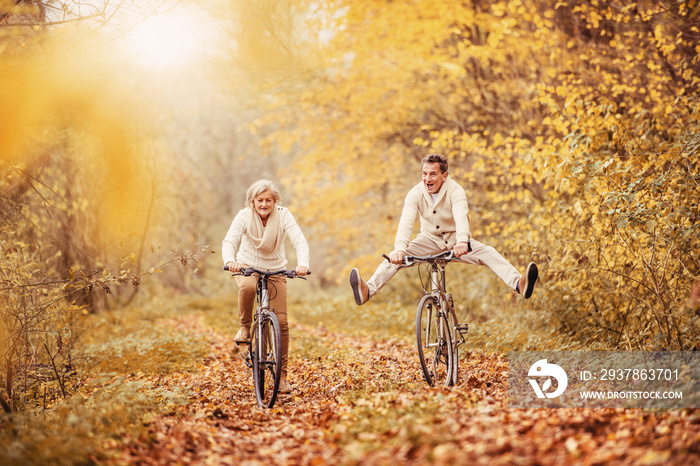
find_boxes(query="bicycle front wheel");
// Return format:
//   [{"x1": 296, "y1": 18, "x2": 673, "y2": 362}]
[
  {"x1": 416, "y1": 295, "x2": 454, "y2": 386},
  {"x1": 251, "y1": 311, "x2": 282, "y2": 408},
  {"x1": 446, "y1": 307, "x2": 460, "y2": 386}
]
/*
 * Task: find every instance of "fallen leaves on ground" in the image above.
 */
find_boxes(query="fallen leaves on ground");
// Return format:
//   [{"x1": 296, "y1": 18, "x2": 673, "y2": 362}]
[{"x1": 94, "y1": 314, "x2": 700, "y2": 465}]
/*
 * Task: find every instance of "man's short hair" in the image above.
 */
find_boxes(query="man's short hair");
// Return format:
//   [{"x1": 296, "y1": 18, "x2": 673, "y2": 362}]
[{"x1": 421, "y1": 153, "x2": 448, "y2": 174}]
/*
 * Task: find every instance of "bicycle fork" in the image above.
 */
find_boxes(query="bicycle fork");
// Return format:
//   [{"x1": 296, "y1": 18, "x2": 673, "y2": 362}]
[{"x1": 256, "y1": 281, "x2": 271, "y2": 363}]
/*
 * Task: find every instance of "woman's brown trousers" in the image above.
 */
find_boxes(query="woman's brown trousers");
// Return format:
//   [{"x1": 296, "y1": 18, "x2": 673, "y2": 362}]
[{"x1": 235, "y1": 273, "x2": 289, "y2": 378}]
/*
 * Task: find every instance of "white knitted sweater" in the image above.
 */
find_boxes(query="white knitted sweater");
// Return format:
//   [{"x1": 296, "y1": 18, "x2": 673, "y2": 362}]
[
  {"x1": 222, "y1": 206, "x2": 310, "y2": 270},
  {"x1": 394, "y1": 176, "x2": 471, "y2": 251}
]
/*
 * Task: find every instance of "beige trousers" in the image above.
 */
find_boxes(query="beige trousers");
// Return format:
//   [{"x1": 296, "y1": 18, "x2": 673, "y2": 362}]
[
  {"x1": 235, "y1": 274, "x2": 289, "y2": 378},
  {"x1": 366, "y1": 234, "x2": 522, "y2": 296}
]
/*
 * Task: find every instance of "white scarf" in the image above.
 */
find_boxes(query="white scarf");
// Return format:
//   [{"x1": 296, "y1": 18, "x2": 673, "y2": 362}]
[{"x1": 246, "y1": 206, "x2": 283, "y2": 255}]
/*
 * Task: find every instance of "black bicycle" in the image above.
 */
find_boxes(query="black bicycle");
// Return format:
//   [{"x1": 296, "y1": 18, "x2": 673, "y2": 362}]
[
  {"x1": 224, "y1": 265, "x2": 309, "y2": 408},
  {"x1": 384, "y1": 249, "x2": 470, "y2": 386}
]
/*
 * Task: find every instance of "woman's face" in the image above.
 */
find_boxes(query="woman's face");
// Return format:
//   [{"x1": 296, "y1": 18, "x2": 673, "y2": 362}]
[{"x1": 253, "y1": 190, "x2": 275, "y2": 219}]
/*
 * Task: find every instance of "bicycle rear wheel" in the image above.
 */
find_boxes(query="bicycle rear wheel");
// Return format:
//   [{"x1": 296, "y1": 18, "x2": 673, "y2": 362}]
[
  {"x1": 416, "y1": 295, "x2": 454, "y2": 386},
  {"x1": 251, "y1": 312, "x2": 282, "y2": 408}
]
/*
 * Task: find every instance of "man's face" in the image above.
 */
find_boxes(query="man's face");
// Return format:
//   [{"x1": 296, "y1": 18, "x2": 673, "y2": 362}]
[{"x1": 422, "y1": 162, "x2": 448, "y2": 194}]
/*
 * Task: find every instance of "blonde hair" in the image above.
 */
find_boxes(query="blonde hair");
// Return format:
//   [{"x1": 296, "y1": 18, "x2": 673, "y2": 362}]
[{"x1": 246, "y1": 179, "x2": 282, "y2": 209}]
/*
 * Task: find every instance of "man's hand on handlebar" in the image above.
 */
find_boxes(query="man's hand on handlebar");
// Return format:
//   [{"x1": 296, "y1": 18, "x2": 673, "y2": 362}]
[
  {"x1": 453, "y1": 241, "x2": 470, "y2": 257},
  {"x1": 389, "y1": 250, "x2": 406, "y2": 264},
  {"x1": 295, "y1": 265, "x2": 308, "y2": 277},
  {"x1": 382, "y1": 247, "x2": 465, "y2": 265}
]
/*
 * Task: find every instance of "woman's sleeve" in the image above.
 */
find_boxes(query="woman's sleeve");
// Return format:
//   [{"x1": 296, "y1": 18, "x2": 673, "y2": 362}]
[
  {"x1": 221, "y1": 209, "x2": 247, "y2": 265},
  {"x1": 282, "y1": 210, "x2": 310, "y2": 268}
]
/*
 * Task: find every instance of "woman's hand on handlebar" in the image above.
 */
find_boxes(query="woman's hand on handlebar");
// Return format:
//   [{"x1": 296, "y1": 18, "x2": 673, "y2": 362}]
[
  {"x1": 295, "y1": 265, "x2": 308, "y2": 277},
  {"x1": 226, "y1": 261, "x2": 243, "y2": 273}
]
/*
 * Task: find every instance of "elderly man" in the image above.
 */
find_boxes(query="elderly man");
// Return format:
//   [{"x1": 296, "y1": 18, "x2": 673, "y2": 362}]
[{"x1": 349, "y1": 153, "x2": 538, "y2": 304}]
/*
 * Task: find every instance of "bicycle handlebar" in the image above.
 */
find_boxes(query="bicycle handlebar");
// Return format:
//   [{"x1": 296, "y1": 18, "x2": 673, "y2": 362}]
[
  {"x1": 223, "y1": 264, "x2": 310, "y2": 279},
  {"x1": 382, "y1": 249, "x2": 464, "y2": 266}
]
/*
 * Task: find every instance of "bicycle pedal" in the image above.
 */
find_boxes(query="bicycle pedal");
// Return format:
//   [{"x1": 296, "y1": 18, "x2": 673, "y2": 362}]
[
  {"x1": 455, "y1": 323, "x2": 470, "y2": 335},
  {"x1": 244, "y1": 352, "x2": 253, "y2": 368},
  {"x1": 235, "y1": 339, "x2": 249, "y2": 346}
]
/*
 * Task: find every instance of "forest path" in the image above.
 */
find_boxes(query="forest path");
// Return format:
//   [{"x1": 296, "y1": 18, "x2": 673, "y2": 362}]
[{"x1": 104, "y1": 312, "x2": 700, "y2": 465}]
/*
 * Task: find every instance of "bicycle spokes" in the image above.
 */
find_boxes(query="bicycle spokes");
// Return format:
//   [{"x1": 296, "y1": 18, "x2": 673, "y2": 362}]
[
  {"x1": 252, "y1": 313, "x2": 282, "y2": 408},
  {"x1": 416, "y1": 296, "x2": 453, "y2": 387}
]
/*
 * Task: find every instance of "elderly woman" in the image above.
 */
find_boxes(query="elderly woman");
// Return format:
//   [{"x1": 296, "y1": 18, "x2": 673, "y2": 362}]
[{"x1": 222, "y1": 179, "x2": 309, "y2": 393}]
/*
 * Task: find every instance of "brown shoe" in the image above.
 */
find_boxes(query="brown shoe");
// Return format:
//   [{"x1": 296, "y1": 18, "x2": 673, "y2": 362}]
[
  {"x1": 234, "y1": 326, "x2": 250, "y2": 343},
  {"x1": 349, "y1": 268, "x2": 370, "y2": 305},
  {"x1": 518, "y1": 262, "x2": 538, "y2": 299},
  {"x1": 278, "y1": 377, "x2": 292, "y2": 394}
]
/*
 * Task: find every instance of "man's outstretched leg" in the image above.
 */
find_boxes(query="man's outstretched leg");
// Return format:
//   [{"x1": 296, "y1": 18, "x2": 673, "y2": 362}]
[
  {"x1": 517, "y1": 262, "x2": 539, "y2": 299},
  {"x1": 350, "y1": 257, "x2": 398, "y2": 305},
  {"x1": 458, "y1": 239, "x2": 539, "y2": 299},
  {"x1": 349, "y1": 268, "x2": 370, "y2": 305},
  {"x1": 350, "y1": 235, "x2": 441, "y2": 305}
]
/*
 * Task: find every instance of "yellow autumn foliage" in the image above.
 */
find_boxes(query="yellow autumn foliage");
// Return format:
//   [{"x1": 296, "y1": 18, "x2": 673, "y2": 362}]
[{"x1": 257, "y1": 0, "x2": 700, "y2": 350}]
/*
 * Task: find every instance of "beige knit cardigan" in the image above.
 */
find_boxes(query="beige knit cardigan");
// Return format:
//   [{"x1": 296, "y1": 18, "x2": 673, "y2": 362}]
[{"x1": 394, "y1": 176, "x2": 472, "y2": 252}]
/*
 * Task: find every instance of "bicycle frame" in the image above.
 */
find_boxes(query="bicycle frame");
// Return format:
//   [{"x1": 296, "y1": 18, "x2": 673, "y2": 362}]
[
  {"x1": 426, "y1": 261, "x2": 467, "y2": 352},
  {"x1": 239, "y1": 274, "x2": 274, "y2": 371},
  {"x1": 425, "y1": 261, "x2": 449, "y2": 349},
  {"x1": 225, "y1": 265, "x2": 308, "y2": 407},
  {"x1": 385, "y1": 249, "x2": 470, "y2": 386},
  {"x1": 251, "y1": 274, "x2": 277, "y2": 374}
]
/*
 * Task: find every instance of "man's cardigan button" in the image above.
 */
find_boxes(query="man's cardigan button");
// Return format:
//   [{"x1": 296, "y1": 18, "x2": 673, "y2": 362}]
[
  {"x1": 433, "y1": 210, "x2": 436, "y2": 214},
  {"x1": 436, "y1": 225, "x2": 440, "y2": 229}
]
